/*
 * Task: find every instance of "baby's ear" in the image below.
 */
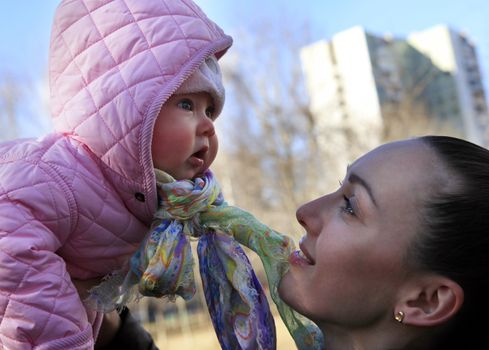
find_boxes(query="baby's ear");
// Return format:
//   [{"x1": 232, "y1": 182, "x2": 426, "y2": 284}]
[{"x1": 395, "y1": 275, "x2": 464, "y2": 327}]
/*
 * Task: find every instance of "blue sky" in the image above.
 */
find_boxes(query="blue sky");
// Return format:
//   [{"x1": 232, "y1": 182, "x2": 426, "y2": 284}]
[{"x1": 1, "y1": 0, "x2": 488, "y2": 137}]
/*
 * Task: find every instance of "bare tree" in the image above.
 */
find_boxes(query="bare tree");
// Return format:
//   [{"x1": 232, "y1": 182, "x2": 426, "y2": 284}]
[
  {"x1": 0, "y1": 74, "x2": 21, "y2": 140},
  {"x1": 0, "y1": 72, "x2": 52, "y2": 142},
  {"x1": 213, "y1": 20, "x2": 332, "y2": 237}
]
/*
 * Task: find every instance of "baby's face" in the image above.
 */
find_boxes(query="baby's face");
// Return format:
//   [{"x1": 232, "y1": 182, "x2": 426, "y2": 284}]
[{"x1": 151, "y1": 92, "x2": 219, "y2": 180}]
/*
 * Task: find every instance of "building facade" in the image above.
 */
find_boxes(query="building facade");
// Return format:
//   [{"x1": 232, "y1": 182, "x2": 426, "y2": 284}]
[
  {"x1": 408, "y1": 25, "x2": 489, "y2": 144},
  {"x1": 301, "y1": 25, "x2": 489, "y2": 154}
]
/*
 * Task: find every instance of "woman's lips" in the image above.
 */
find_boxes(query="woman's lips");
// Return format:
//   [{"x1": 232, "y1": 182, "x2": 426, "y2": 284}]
[
  {"x1": 289, "y1": 241, "x2": 315, "y2": 266},
  {"x1": 289, "y1": 250, "x2": 313, "y2": 266}
]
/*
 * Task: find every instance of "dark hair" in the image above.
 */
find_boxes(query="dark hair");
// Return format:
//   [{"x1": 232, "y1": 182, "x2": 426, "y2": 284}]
[{"x1": 413, "y1": 135, "x2": 489, "y2": 349}]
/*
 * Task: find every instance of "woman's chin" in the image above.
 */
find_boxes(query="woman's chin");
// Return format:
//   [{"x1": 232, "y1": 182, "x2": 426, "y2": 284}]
[
  {"x1": 278, "y1": 271, "x2": 297, "y2": 306},
  {"x1": 278, "y1": 272, "x2": 317, "y2": 321}
]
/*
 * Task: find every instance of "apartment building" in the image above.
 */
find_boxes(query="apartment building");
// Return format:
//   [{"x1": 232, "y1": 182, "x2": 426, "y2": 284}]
[{"x1": 301, "y1": 25, "x2": 488, "y2": 148}]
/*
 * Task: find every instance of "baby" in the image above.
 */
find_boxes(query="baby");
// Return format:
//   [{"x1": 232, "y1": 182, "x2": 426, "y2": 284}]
[{"x1": 0, "y1": 0, "x2": 232, "y2": 348}]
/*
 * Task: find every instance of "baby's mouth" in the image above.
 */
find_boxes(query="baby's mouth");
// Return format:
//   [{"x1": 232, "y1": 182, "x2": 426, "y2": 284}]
[
  {"x1": 192, "y1": 148, "x2": 207, "y2": 161},
  {"x1": 188, "y1": 146, "x2": 208, "y2": 168}
]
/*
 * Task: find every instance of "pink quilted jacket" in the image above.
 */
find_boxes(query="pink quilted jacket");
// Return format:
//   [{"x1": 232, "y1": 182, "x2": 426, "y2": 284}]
[{"x1": 0, "y1": 0, "x2": 232, "y2": 349}]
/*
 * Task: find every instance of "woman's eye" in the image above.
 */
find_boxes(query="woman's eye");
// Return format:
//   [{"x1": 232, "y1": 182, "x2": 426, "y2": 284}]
[
  {"x1": 341, "y1": 195, "x2": 356, "y2": 216},
  {"x1": 178, "y1": 99, "x2": 193, "y2": 111}
]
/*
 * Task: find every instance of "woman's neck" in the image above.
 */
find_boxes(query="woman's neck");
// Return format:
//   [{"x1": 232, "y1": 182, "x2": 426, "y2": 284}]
[
  {"x1": 319, "y1": 322, "x2": 429, "y2": 350},
  {"x1": 320, "y1": 325, "x2": 360, "y2": 350}
]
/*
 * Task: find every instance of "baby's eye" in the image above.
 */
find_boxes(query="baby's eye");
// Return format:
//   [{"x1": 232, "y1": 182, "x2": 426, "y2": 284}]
[
  {"x1": 177, "y1": 99, "x2": 193, "y2": 111},
  {"x1": 341, "y1": 195, "x2": 356, "y2": 216},
  {"x1": 205, "y1": 106, "x2": 216, "y2": 120}
]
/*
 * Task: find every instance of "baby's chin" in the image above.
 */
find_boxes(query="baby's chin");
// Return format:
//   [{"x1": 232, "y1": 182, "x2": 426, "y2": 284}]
[
  {"x1": 167, "y1": 168, "x2": 209, "y2": 181},
  {"x1": 156, "y1": 159, "x2": 214, "y2": 180},
  {"x1": 193, "y1": 166, "x2": 211, "y2": 179}
]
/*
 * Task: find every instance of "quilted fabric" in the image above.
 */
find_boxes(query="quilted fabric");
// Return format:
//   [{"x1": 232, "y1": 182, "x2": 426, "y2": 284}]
[{"x1": 0, "y1": 0, "x2": 232, "y2": 348}]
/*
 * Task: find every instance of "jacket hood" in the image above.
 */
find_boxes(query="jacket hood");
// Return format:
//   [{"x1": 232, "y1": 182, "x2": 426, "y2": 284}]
[{"x1": 49, "y1": 0, "x2": 232, "y2": 222}]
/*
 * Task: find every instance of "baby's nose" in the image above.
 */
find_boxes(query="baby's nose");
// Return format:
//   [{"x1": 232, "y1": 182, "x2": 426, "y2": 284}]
[{"x1": 199, "y1": 115, "x2": 215, "y2": 136}]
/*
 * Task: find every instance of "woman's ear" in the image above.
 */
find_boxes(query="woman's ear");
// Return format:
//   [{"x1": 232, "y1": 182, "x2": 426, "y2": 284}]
[{"x1": 395, "y1": 276, "x2": 464, "y2": 327}]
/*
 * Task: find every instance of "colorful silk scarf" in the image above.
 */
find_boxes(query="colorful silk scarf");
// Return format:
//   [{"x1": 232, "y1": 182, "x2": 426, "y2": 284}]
[{"x1": 89, "y1": 170, "x2": 324, "y2": 350}]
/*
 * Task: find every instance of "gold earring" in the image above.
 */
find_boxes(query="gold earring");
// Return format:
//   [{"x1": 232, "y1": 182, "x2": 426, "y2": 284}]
[{"x1": 394, "y1": 311, "x2": 405, "y2": 323}]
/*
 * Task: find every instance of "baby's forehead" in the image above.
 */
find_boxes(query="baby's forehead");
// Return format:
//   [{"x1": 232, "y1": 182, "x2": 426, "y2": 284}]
[
  {"x1": 169, "y1": 91, "x2": 215, "y2": 103},
  {"x1": 171, "y1": 56, "x2": 224, "y2": 114}
]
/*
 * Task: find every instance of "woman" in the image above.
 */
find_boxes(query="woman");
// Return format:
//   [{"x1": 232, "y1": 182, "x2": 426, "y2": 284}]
[{"x1": 279, "y1": 135, "x2": 489, "y2": 349}]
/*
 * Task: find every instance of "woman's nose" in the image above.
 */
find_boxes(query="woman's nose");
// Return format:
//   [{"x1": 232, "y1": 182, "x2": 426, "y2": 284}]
[
  {"x1": 295, "y1": 195, "x2": 331, "y2": 236},
  {"x1": 296, "y1": 196, "x2": 327, "y2": 237}
]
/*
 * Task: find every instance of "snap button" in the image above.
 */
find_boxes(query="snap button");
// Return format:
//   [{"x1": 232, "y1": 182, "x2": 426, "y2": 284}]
[{"x1": 135, "y1": 192, "x2": 145, "y2": 202}]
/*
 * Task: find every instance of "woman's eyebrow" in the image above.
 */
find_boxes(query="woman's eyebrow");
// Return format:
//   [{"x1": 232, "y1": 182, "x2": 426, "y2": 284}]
[{"x1": 348, "y1": 172, "x2": 378, "y2": 207}]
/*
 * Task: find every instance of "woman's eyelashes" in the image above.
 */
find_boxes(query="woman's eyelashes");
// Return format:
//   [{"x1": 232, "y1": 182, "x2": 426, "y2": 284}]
[
  {"x1": 341, "y1": 195, "x2": 356, "y2": 216},
  {"x1": 338, "y1": 179, "x2": 356, "y2": 216}
]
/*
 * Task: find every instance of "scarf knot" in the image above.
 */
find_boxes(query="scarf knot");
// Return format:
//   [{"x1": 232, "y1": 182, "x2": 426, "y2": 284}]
[{"x1": 154, "y1": 171, "x2": 223, "y2": 238}]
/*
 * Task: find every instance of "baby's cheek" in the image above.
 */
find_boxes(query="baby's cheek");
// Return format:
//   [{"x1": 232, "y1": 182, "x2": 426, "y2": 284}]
[{"x1": 208, "y1": 138, "x2": 219, "y2": 165}]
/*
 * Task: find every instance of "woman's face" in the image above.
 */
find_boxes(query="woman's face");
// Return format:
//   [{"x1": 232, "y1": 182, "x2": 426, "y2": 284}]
[{"x1": 279, "y1": 139, "x2": 440, "y2": 329}]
